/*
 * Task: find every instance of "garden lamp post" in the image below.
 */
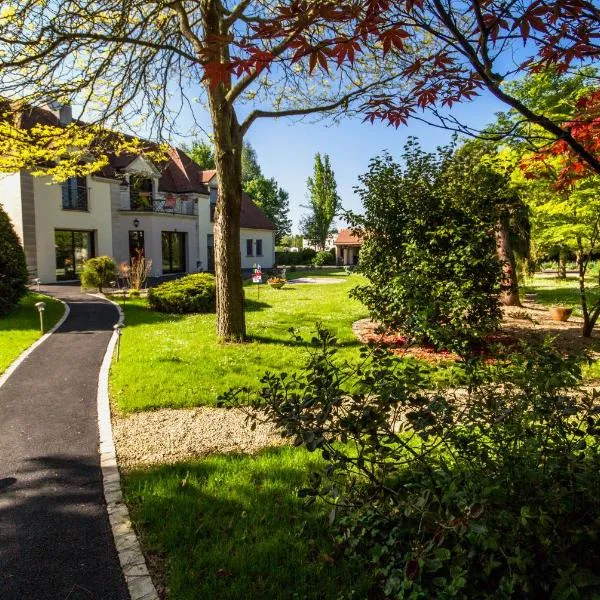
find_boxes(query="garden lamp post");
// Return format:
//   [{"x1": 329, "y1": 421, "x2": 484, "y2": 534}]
[
  {"x1": 113, "y1": 323, "x2": 124, "y2": 361},
  {"x1": 34, "y1": 301, "x2": 46, "y2": 334},
  {"x1": 33, "y1": 278, "x2": 40, "y2": 292}
]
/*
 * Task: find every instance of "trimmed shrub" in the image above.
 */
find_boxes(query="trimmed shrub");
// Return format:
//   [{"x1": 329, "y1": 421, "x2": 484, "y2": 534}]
[
  {"x1": 312, "y1": 249, "x2": 336, "y2": 266},
  {"x1": 0, "y1": 205, "x2": 28, "y2": 316},
  {"x1": 275, "y1": 248, "x2": 316, "y2": 266},
  {"x1": 148, "y1": 273, "x2": 216, "y2": 313},
  {"x1": 80, "y1": 256, "x2": 117, "y2": 292}
]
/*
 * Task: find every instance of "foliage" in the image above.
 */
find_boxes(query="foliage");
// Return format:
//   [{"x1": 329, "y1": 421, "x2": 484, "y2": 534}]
[
  {"x1": 243, "y1": 176, "x2": 292, "y2": 244},
  {"x1": 241, "y1": 142, "x2": 263, "y2": 183},
  {"x1": 0, "y1": 203, "x2": 28, "y2": 316},
  {"x1": 312, "y1": 249, "x2": 336, "y2": 266},
  {"x1": 147, "y1": 273, "x2": 216, "y2": 314},
  {"x1": 302, "y1": 154, "x2": 341, "y2": 251},
  {"x1": 185, "y1": 138, "x2": 215, "y2": 170},
  {"x1": 278, "y1": 234, "x2": 304, "y2": 250},
  {"x1": 79, "y1": 256, "x2": 117, "y2": 293},
  {"x1": 506, "y1": 69, "x2": 600, "y2": 335},
  {"x1": 0, "y1": 293, "x2": 64, "y2": 374},
  {"x1": 119, "y1": 249, "x2": 152, "y2": 291},
  {"x1": 275, "y1": 248, "x2": 316, "y2": 266},
  {"x1": 349, "y1": 142, "x2": 502, "y2": 354},
  {"x1": 443, "y1": 139, "x2": 530, "y2": 305},
  {"x1": 223, "y1": 327, "x2": 600, "y2": 599}
]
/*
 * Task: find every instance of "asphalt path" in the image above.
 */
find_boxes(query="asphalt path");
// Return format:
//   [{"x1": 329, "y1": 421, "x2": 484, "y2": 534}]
[{"x1": 0, "y1": 286, "x2": 129, "y2": 600}]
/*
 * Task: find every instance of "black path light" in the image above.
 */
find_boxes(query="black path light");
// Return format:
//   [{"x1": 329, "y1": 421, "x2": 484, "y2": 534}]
[
  {"x1": 113, "y1": 323, "x2": 124, "y2": 361},
  {"x1": 34, "y1": 301, "x2": 46, "y2": 334}
]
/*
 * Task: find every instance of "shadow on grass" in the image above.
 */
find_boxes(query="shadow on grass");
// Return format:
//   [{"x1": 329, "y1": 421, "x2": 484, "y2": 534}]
[
  {"x1": 123, "y1": 447, "x2": 370, "y2": 600},
  {"x1": 248, "y1": 333, "x2": 361, "y2": 348},
  {"x1": 119, "y1": 301, "x2": 188, "y2": 327},
  {"x1": 244, "y1": 298, "x2": 272, "y2": 312}
]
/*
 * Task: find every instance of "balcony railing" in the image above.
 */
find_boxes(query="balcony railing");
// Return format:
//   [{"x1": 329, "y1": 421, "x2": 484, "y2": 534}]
[{"x1": 120, "y1": 191, "x2": 197, "y2": 216}]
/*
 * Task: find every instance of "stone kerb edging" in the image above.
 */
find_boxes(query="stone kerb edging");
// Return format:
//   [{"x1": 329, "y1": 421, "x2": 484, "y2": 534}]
[
  {"x1": 0, "y1": 299, "x2": 70, "y2": 390},
  {"x1": 94, "y1": 294, "x2": 160, "y2": 600}
]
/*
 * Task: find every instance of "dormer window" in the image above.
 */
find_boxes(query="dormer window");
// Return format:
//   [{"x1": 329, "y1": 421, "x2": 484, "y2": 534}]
[
  {"x1": 130, "y1": 175, "x2": 153, "y2": 211},
  {"x1": 61, "y1": 176, "x2": 88, "y2": 211}
]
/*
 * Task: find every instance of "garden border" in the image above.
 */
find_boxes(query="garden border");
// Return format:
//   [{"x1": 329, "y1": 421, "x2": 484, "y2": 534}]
[
  {"x1": 0, "y1": 298, "x2": 69, "y2": 390},
  {"x1": 94, "y1": 294, "x2": 160, "y2": 600}
]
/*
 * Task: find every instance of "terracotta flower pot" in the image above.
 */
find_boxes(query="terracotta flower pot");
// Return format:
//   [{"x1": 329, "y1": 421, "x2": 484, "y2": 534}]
[{"x1": 549, "y1": 306, "x2": 572, "y2": 322}]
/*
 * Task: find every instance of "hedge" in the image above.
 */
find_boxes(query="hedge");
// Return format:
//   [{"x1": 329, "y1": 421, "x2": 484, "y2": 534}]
[{"x1": 147, "y1": 273, "x2": 216, "y2": 313}]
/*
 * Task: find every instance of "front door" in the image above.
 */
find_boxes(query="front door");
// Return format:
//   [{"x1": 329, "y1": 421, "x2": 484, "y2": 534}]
[{"x1": 55, "y1": 229, "x2": 95, "y2": 281}]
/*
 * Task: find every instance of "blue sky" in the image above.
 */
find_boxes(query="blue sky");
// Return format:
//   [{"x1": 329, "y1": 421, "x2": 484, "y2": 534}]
[{"x1": 215, "y1": 91, "x2": 506, "y2": 234}]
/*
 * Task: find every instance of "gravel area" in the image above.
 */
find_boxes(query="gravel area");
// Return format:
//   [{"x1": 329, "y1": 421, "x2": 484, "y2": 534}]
[{"x1": 113, "y1": 406, "x2": 284, "y2": 469}]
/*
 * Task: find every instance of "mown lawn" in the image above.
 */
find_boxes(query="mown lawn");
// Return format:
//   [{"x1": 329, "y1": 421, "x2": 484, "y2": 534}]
[
  {"x1": 0, "y1": 293, "x2": 65, "y2": 374},
  {"x1": 110, "y1": 270, "x2": 370, "y2": 412},
  {"x1": 123, "y1": 446, "x2": 371, "y2": 600},
  {"x1": 523, "y1": 272, "x2": 600, "y2": 317}
]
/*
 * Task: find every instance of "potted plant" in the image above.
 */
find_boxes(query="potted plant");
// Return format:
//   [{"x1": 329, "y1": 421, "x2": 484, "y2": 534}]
[
  {"x1": 267, "y1": 276, "x2": 286, "y2": 289},
  {"x1": 549, "y1": 305, "x2": 573, "y2": 322}
]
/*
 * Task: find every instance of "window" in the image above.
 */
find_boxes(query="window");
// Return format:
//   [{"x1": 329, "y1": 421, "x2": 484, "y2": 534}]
[
  {"x1": 128, "y1": 230, "x2": 145, "y2": 262},
  {"x1": 207, "y1": 234, "x2": 215, "y2": 272},
  {"x1": 209, "y1": 187, "x2": 217, "y2": 222},
  {"x1": 246, "y1": 239, "x2": 253, "y2": 256},
  {"x1": 130, "y1": 176, "x2": 153, "y2": 211},
  {"x1": 162, "y1": 231, "x2": 186, "y2": 274},
  {"x1": 61, "y1": 177, "x2": 88, "y2": 211},
  {"x1": 256, "y1": 239, "x2": 263, "y2": 256},
  {"x1": 55, "y1": 229, "x2": 95, "y2": 280}
]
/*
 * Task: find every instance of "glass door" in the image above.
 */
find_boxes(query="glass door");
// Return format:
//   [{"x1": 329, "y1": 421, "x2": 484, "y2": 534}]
[{"x1": 55, "y1": 230, "x2": 95, "y2": 280}]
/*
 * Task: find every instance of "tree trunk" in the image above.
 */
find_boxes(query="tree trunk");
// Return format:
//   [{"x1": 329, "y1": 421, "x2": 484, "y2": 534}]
[
  {"x1": 204, "y1": 1, "x2": 246, "y2": 342},
  {"x1": 495, "y1": 217, "x2": 521, "y2": 306},
  {"x1": 558, "y1": 248, "x2": 568, "y2": 279}
]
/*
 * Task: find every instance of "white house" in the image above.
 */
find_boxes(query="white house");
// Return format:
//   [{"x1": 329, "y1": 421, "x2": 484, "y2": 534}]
[{"x1": 0, "y1": 104, "x2": 276, "y2": 283}]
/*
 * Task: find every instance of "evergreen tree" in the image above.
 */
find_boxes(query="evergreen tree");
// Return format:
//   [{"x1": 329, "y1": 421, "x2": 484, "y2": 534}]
[
  {"x1": 0, "y1": 205, "x2": 28, "y2": 315},
  {"x1": 302, "y1": 154, "x2": 341, "y2": 250},
  {"x1": 241, "y1": 142, "x2": 262, "y2": 183}
]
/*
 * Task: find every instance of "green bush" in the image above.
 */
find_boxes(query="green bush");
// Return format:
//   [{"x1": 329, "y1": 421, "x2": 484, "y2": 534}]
[
  {"x1": 148, "y1": 273, "x2": 216, "y2": 313},
  {"x1": 80, "y1": 256, "x2": 117, "y2": 292},
  {"x1": 312, "y1": 249, "x2": 335, "y2": 266},
  {"x1": 223, "y1": 329, "x2": 600, "y2": 600},
  {"x1": 0, "y1": 205, "x2": 28, "y2": 315},
  {"x1": 275, "y1": 248, "x2": 316, "y2": 266},
  {"x1": 349, "y1": 142, "x2": 501, "y2": 354}
]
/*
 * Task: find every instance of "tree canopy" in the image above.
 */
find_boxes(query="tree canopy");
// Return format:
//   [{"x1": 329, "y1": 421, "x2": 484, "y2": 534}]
[{"x1": 302, "y1": 154, "x2": 341, "y2": 251}]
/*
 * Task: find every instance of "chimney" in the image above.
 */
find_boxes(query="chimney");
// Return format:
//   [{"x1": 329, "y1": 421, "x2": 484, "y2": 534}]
[
  {"x1": 44, "y1": 101, "x2": 73, "y2": 126},
  {"x1": 58, "y1": 104, "x2": 72, "y2": 126}
]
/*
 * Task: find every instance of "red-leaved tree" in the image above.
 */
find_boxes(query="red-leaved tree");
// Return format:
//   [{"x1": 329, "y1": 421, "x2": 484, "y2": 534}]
[{"x1": 1, "y1": 0, "x2": 598, "y2": 341}]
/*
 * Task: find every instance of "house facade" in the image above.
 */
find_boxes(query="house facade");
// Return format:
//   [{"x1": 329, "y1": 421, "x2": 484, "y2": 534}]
[
  {"x1": 0, "y1": 105, "x2": 275, "y2": 283},
  {"x1": 334, "y1": 228, "x2": 363, "y2": 266}
]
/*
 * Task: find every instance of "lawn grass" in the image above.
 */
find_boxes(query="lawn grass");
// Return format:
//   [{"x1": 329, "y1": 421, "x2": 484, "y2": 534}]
[
  {"x1": 523, "y1": 273, "x2": 600, "y2": 317},
  {"x1": 110, "y1": 271, "x2": 370, "y2": 412},
  {"x1": 524, "y1": 273, "x2": 600, "y2": 379},
  {"x1": 123, "y1": 446, "x2": 371, "y2": 600},
  {"x1": 0, "y1": 293, "x2": 65, "y2": 374}
]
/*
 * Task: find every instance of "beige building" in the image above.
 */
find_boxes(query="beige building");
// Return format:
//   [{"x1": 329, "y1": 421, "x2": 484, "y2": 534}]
[
  {"x1": 0, "y1": 104, "x2": 275, "y2": 283},
  {"x1": 334, "y1": 228, "x2": 363, "y2": 266}
]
